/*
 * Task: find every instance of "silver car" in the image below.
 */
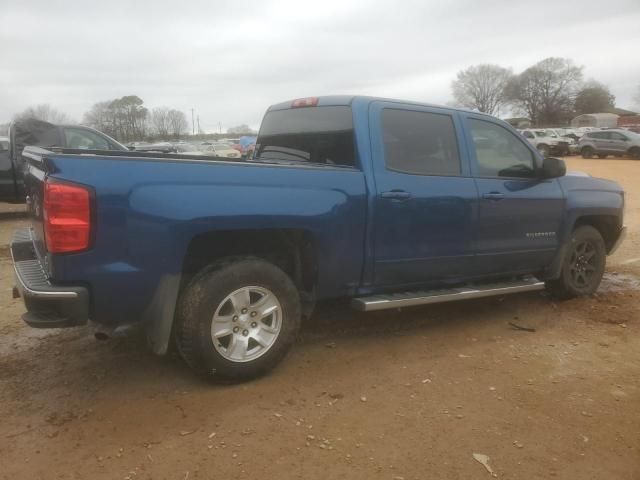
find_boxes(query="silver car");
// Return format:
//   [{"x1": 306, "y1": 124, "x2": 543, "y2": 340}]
[{"x1": 578, "y1": 129, "x2": 640, "y2": 159}]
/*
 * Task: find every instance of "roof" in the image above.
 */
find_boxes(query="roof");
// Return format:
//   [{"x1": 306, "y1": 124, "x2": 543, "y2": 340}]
[
  {"x1": 608, "y1": 107, "x2": 638, "y2": 116},
  {"x1": 266, "y1": 95, "x2": 493, "y2": 118},
  {"x1": 573, "y1": 113, "x2": 619, "y2": 120}
]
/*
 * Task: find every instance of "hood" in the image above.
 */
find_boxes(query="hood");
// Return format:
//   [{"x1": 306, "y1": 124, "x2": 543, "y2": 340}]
[{"x1": 565, "y1": 170, "x2": 590, "y2": 177}]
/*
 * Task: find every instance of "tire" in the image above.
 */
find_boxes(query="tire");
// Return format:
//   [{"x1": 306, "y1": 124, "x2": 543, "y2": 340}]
[
  {"x1": 545, "y1": 225, "x2": 606, "y2": 300},
  {"x1": 175, "y1": 258, "x2": 301, "y2": 381},
  {"x1": 537, "y1": 144, "x2": 550, "y2": 157},
  {"x1": 581, "y1": 146, "x2": 594, "y2": 159},
  {"x1": 629, "y1": 147, "x2": 640, "y2": 160},
  {"x1": 597, "y1": 154, "x2": 608, "y2": 159}
]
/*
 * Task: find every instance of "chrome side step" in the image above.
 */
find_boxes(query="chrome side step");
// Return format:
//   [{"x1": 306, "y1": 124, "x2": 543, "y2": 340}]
[{"x1": 351, "y1": 277, "x2": 545, "y2": 311}]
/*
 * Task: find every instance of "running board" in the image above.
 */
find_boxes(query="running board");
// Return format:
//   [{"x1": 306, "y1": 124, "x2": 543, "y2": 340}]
[{"x1": 352, "y1": 277, "x2": 545, "y2": 311}]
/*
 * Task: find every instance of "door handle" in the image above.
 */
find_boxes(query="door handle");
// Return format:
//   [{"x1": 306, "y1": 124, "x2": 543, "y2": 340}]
[
  {"x1": 482, "y1": 192, "x2": 505, "y2": 200},
  {"x1": 381, "y1": 190, "x2": 412, "y2": 200}
]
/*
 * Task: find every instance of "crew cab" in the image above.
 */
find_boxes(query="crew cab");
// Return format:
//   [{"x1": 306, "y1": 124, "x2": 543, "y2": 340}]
[
  {"x1": 11, "y1": 96, "x2": 626, "y2": 381},
  {"x1": 1, "y1": 119, "x2": 127, "y2": 203}
]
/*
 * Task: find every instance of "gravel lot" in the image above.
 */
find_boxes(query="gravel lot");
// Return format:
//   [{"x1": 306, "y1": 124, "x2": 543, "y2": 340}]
[{"x1": 1, "y1": 157, "x2": 639, "y2": 480}]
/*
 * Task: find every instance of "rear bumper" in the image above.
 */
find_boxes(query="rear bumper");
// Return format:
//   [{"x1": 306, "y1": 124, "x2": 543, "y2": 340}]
[{"x1": 11, "y1": 229, "x2": 89, "y2": 328}]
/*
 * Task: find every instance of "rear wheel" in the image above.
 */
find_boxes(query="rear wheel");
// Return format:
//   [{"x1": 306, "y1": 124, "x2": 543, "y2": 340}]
[
  {"x1": 545, "y1": 225, "x2": 606, "y2": 299},
  {"x1": 175, "y1": 258, "x2": 301, "y2": 381},
  {"x1": 581, "y1": 146, "x2": 594, "y2": 159},
  {"x1": 629, "y1": 147, "x2": 640, "y2": 160}
]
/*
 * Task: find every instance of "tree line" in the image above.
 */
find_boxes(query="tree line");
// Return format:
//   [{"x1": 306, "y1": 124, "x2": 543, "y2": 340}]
[
  {"x1": 83, "y1": 96, "x2": 189, "y2": 142},
  {"x1": 12, "y1": 96, "x2": 190, "y2": 143},
  {"x1": 450, "y1": 57, "x2": 630, "y2": 126}
]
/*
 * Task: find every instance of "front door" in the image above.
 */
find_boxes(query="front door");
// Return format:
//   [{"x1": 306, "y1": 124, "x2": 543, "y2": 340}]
[
  {"x1": 370, "y1": 103, "x2": 478, "y2": 288},
  {"x1": 463, "y1": 115, "x2": 565, "y2": 276}
]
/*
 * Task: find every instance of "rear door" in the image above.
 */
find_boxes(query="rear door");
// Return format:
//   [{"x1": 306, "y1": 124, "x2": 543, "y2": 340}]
[
  {"x1": 462, "y1": 114, "x2": 565, "y2": 276},
  {"x1": 608, "y1": 131, "x2": 629, "y2": 154},
  {"x1": 369, "y1": 102, "x2": 478, "y2": 287}
]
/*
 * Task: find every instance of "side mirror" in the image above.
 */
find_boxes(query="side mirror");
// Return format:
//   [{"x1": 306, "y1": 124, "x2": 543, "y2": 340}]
[{"x1": 541, "y1": 157, "x2": 566, "y2": 179}]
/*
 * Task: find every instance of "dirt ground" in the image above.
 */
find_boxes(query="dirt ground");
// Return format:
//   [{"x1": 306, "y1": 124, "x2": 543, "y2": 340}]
[{"x1": 1, "y1": 157, "x2": 639, "y2": 480}]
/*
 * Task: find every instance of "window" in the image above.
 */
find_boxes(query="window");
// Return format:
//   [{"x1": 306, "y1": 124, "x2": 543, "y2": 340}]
[
  {"x1": 64, "y1": 127, "x2": 110, "y2": 150},
  {"x1": 588, "y1": 131, "x2": 609, "y2": 139},
  {"x1": 610, "y1": 132, "x2": 628, "y2": 141},
  {"x1": 255, "y1": 106, "x2": 355, "y2": 166},
  {"x1": 468, "y1": 119, "x2": 535, "y2": 178},
  {"x1": 381, "y1": 109, "x2": 460, "y2": 176}
]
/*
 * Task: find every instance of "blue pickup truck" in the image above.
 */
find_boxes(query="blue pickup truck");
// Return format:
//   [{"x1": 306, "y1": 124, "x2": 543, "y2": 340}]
[{"x1": 11, "y1": 96, "x2": 626, "y2": 380}]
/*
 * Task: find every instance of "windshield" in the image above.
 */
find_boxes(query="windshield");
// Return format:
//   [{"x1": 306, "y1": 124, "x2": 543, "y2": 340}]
[{"x1": 255, "y1": 106, "x2": 356, "y2": 166}]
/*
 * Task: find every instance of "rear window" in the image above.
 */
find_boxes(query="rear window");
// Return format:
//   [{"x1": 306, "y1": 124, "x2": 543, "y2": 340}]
[{"x1": 255, "y1": 106, "x2": 356, "y2": 167}]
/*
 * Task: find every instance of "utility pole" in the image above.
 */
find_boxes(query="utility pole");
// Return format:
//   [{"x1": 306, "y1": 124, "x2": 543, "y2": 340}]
[
  {"x1": 219, "y1": 122, "x2": 222, "y2": 134},
  {"x1": 197, "y1": 116, "x2": 201, "y2": 134},
  {"x1": 191, "y1": 108, "x2": 195, "y2": 136}
]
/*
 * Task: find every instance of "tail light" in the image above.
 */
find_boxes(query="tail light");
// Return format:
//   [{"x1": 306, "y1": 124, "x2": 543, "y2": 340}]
[
  {"x1": 291, "y1": 97, "x2": 319, "y2": 108},
  {"x1": 43, "y1": 179, "x2": 92, "y2": 253}
]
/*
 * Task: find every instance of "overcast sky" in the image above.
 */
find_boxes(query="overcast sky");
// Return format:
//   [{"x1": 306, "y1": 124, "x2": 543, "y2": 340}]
[{"x1": 2, "y1": 0, "x2": 639, "y2": 131}]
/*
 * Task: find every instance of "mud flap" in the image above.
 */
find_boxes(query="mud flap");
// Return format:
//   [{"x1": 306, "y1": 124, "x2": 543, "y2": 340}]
[{"x1": 144, "y1": 274, "x2": 181, "y2": 355}]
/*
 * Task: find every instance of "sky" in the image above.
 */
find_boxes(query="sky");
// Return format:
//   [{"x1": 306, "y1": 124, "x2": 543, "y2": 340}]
[{"x1": 1, "y1": 0, "x2": 639, "y2": 132}]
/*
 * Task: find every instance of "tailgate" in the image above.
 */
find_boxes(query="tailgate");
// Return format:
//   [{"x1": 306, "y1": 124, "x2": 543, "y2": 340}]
[{"x1": 22, "y1": 147, "x2": 50, "y2": 268}]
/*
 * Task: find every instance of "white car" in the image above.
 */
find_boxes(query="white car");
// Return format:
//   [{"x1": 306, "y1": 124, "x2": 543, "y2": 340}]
[{"x1": 520, "y1": 129, "x2": 569, "y2": 156}]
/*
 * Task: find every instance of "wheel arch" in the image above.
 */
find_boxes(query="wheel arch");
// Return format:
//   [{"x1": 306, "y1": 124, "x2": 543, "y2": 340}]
[
  {"x1": 543, "y1": 213, "x2": 622, "y2": 281},
  {"x1": 573, "y1": 214, "x2": 621, "y2": 253},
  {"x1": 180, "y1": 228, "x2": 318, "y2": 306}
]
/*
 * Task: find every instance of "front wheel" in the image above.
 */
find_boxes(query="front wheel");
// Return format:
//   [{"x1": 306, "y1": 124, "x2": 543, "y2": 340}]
[
  {"x1": 581, "y1": 146, "x2": 594, "y2": 159},
  {"x1": 545, "y1": 225, "x2": 606, "y2": 299},
  {"x1": 175, "y1": 258, "x2": 301, "y2": 381}
]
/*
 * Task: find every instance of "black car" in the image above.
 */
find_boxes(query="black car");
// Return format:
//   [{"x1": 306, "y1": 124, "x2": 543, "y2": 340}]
[{"x1": 1, "y1": 119, "x2": 128, "y2": 203}]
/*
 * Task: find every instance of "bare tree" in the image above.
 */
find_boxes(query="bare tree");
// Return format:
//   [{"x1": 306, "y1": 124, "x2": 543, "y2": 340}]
[
  {"x1": 451, "y1": 64, "x2": 513, "y2": 115},
  {"x1": 150, "y1": 107, "x2": 171, "y2": 139},
  {"x1": 506, "y1": 57, "x2": 583, "y2": 126},
  {"x1": 167, "y1": 110, "x2": 189, "y2": 139},
  {"x1": 14, "y1": 104, "x2": 72, "y2": 124},
  {"x1": 83, "y1": 96, "x2": 148, "y2": 142}
]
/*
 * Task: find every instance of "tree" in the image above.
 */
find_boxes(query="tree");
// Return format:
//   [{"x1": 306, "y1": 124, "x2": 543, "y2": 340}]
[
  {"x1": 574, "y1": 82, "x2": 615, "y2": 115},
  {"x1": 227, "y1": 124, "x2": 255, "y2": 135},
  {"x1": 150, "y1": 107, "x2": 171, "y2": 139},
  {"x1": 14, "y1": 104, "x2": 71, "y2": 124},
  {"x1": 506, "y1": 57, "x2": 583, "y2": 126},
  {"x1": 167, "y1": 109, "x2": 189, "y2": 139},
  {"x1": 451, "y1": 64, "x2": 513, "y2": 115},
  {"x1": 83, "y1": 95, "x2": 149, "y2": 142}
]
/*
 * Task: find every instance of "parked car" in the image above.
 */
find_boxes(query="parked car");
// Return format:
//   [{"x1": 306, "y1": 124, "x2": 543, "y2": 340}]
[
  {"x1": 11, "y1": 96, "x2": 625, "y2": 381},
  {"x1": 545, "y1": 128, "x2": 579, "y2": 154},
  {"x1": 0, "y1": 136, "x2": 17, "y2": 203},
  {"x1": 208, "y1": 143, "x2": 242, "y2": 158},
  {"x1": 578, "y1": 129, "x2": 640, "y2": 159},
  {"x1": 1, "y1": 119, "x2": 127, "y2": 203},
  {"x1": 174, "y1": 143, "x2": 242, "y2": 158},
  {"x1": 520, "y1": 129, "x2": 570, "y2": 156},
  {"x1": 130, "y1": 142, "x2": 177, "y2": 154}
]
